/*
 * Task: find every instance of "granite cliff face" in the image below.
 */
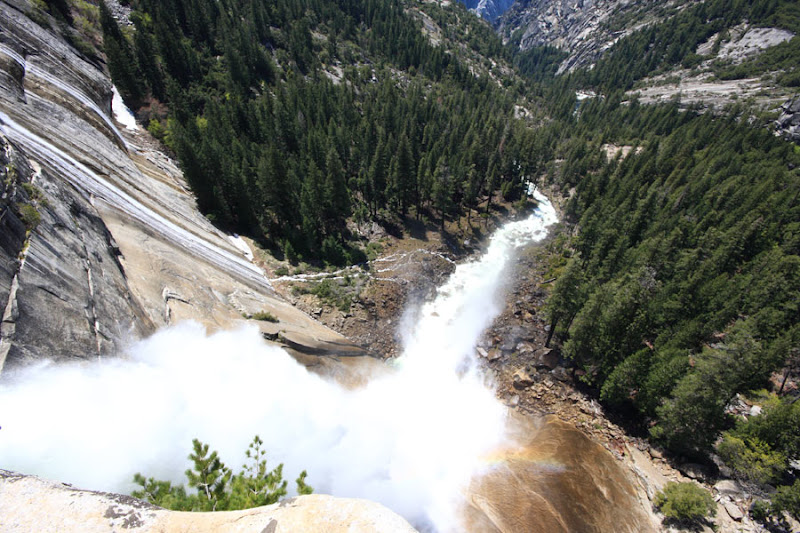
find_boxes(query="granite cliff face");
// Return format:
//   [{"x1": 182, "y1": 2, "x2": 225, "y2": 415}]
[
  {"x1": 457, "y1": 0, "x2": 516, "y2": 23},
  {"x1": 0, "y1": 133, "x2": 153, "y2": 370},
  {"x1": 0, "y1": 0, "x2": 359, "y2": 373},
  {"x1": 498, "y1": 0, "x2": 679, "y2": 73},
  {"x1": 0, "y1": 470, "x2": 418, "y2": 533}
]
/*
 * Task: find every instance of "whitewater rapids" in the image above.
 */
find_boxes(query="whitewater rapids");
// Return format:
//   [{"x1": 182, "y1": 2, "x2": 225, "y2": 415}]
[{"x1": 0, "y1": 192, "x2": 557, "y2": 531}]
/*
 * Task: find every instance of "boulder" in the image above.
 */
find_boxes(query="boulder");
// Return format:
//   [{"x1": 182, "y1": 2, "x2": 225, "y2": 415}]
[
  {"x1": 723, "y1": 500, "x2": 744, "y2": 521},
  {"x1": 0, "y1": 470, "x2": 417, "y2": 533},
  {"x1": 487, "y1": 349, "x2": 502, "y2": 361},
  {"x1": 678, "y1": 463, "x2": 708, "y2": 480},
  {"x1": 714, "y1": 479, "x2": 741, "y2": 496},
  {"x1": 537, "y1": 348, "x2": 560, "y2": 370},
  {"x1": 648, "y1": 447, "x2": 664, "y2": 460},
  {"x1": 776, "y1": 96, "x2": 800, "y2": 142},
  {"x1": 512, "y1": 368, "x2": 535, "y2": 389}
]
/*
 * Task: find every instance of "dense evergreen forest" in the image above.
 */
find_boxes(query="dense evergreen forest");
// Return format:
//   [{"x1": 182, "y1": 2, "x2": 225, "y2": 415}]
[
  {"x1": 545, "y1": 97, "x2": 799, "y2": 453},
  {"x1": 525, "y1": 0, "x2": 800, "y2": 519},
  {"x1": 90, "y1": 0, "x2": 800, "y2": 522},
  {"x1": 540, "y1": 98, "x2": 800, "y2": 524},
  {"x1": 100, "y1": 0, "x2": 547, "y2": 264}
]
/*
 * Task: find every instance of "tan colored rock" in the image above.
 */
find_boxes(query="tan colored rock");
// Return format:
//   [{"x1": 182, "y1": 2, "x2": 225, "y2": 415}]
[
  {"x1": 0, "y1": 470, "x2": 417, "y2": 533},
  {"x1": 512, "y1": 368, "x2": 534, "y2": 389}
]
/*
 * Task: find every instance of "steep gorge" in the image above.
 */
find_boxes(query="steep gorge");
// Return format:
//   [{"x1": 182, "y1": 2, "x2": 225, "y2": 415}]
[{"x1": 4, "y1": 0, "x2": 797, "y2": 531}]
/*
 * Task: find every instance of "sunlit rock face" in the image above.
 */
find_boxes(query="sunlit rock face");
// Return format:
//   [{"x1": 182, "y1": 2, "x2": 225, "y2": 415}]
[
  {"x1": 0, "y1": 470, "x2": 418, "y2": 533},
  {"x1": 0, "y1": 1, "x2": 355, "y2": 371},
  {"x1": 464, "y1": 416, "x2": 658, "y2": 533},
  {"x1": 498, "y1": 0, "x2": 667, "y2": 73}
]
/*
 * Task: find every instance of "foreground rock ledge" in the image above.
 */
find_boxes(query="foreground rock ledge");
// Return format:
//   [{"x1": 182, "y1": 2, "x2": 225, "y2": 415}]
[{"x1": 0, "y1": 470, "x2": 417, "y2": 533}]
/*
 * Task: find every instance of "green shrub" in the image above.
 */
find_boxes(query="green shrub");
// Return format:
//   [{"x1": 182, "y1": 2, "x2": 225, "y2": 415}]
[
  {"x1": 17, "y1": 203, "x2": 41, "y2": 229},
  {"x1": 750, "y1": 499, "x2": 772, "y2": 522},
  {"x1": 365, "y1": 242, "x2": 383, "y2": 261},
  {"x1": 293, "y1": 278, "x2": 354, "y2": 312},
  {"x1": 751, "y1": 480, "x2": 800, "y2": 525},
  {"x1": 716, "y1": 434, "x2": 786, "y2": 484},
  {"x1": 654, "y1": 482, "x2": 716, "y2": 524},
  {"x1": 250, "y1": 311, "x2": 279, "y2": 323},
  {"x1": 21, "y1": 182, "x2": 39, "y2": 199},
  {"x1": 772, "y1": 479, "x2": 800, "y2": 520},
  {"x1": 147, "y1": 119, "x2": 165, "y2": 140}
]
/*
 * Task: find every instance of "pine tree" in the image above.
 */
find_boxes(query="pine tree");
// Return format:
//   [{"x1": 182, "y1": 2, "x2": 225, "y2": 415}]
[{"x1": 185, "y1": 438, "x2": 232, "y2": 511}]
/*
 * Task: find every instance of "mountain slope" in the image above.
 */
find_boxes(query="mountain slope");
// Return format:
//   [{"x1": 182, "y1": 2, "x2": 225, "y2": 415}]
[
  {"x1": 501, "y1": 0, "x2": 800, "y2": 111},
  {"x1": 106, "y1": 0, "x2": 539, "y2": 267},
  {"x1": 499, "y1": 0, "x2": 681, "y2": 73},
  {"x1": 0, "y1": 0, "x2": 360, "y2": 372}
]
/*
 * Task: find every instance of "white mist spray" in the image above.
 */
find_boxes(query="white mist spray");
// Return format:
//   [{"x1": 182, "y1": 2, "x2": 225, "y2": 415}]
[{"x1": 0, "y1": 191, "x2": 557, "y2": 531}]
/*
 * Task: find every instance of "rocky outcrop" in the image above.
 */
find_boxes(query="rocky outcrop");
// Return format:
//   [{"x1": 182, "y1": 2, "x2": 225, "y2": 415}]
[
  {"x1": 0, "y1": 470, "x2": 418, "y2": 533},
  {"x1": 697, "y1": 24, "x2": 795, "y2": 65},
  {"x1": 0, "y1": 0, "x2": 362, "y2": 371},
  {"x1": 628, "y1": 24, "x2": 795, "y2": 111},
  {"x1": 776, "y1": 96, "x2": 800, "y2": 143},
  {"x1": 457, "y1": 0, "x2": 516, "y2": 23},
  {"x1": 0, "y1": 135, "x2": 153, "y2": 371},
  {"x1": 498, "y1": 0, "x2": 681, "y2": 73}
]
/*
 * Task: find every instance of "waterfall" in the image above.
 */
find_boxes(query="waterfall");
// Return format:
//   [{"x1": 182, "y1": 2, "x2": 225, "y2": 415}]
[{"x1": 0, "y1": 194, "x2": 557, "y2": 531}]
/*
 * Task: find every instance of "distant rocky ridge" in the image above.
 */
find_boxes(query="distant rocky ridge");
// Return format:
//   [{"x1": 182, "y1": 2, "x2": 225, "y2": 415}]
[
  {"x1": 498, "y1": 0, "x2": 683, "y2": 73},
  {"x1": 0, "y1": 470, "x2": 417, "y2": 533},
  {"x1": 457, "y1": 0, "x2": 516, "y2": 22},
  {"x1": 0, "y1": 0, "x2": 363, "y2": 373}
]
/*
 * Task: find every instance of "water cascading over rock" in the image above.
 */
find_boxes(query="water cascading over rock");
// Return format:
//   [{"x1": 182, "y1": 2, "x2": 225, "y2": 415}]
[
  {"x1": 0, "y1": 3, "x2": 657, "y2": 530},
  {"x1": 0, "y1": 189, "x2": 656, "y2": 531}
]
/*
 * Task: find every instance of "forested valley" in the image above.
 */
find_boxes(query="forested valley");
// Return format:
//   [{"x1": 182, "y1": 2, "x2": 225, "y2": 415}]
[
  {"x1": 86, "y1": 0, "x2": 800, "y2": 523},
  {"x1": 100, "y1": 0, "x2": 543, "y2": 264}
]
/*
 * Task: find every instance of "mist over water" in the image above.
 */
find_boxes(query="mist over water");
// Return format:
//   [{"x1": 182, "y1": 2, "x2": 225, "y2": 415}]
[{"x1": 0, "y1": 191, "x2": 557, "y2": 531}]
